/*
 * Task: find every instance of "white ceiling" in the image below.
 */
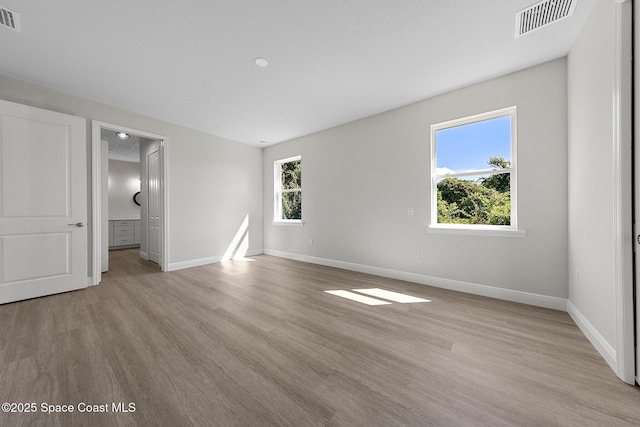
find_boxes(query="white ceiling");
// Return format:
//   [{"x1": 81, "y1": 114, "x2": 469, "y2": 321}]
[
  {"x1": 0, "y1": 0, "x2": 593, "y2": 146},
  {"x1": 101, "y1": 129, "x2": 145, "y2": 163}
]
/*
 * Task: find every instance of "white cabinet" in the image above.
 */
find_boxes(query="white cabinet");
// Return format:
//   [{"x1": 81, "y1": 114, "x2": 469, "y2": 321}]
[
  {"x1": 109, "y1": 219, "x2": 141, "y2": 248},
  {"x1": 134, "y1": 220, "x2": 141, "y2": 245}
]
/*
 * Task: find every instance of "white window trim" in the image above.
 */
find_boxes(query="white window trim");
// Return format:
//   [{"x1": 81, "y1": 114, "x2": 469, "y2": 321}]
[
  {"x1": 274, "y1": 155, "x2": 303, "y2": 225},
  {"x1": 428, "y1": 106, "x2": 523, "y2": 236},
  {"x1": 272, "y1": 220, "x2": 305, "y2": 227},
  {"x1": 426, "y1": 224, "x2": 525, "y2": 238}
]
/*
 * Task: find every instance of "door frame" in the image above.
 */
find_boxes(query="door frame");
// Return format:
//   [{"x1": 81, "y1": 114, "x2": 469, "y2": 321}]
[
  {"x1": 613, "y1": 0, "x2": 634, "y2": 384},
  {"x1": 631, "y1": 0, "x2": 639, "y2": 385},
  {"x1": 90, "y1": 120, "x2": 169, "y2": 284}
]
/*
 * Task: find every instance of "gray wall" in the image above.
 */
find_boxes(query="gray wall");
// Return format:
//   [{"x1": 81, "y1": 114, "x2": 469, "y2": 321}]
[
  {"x1": 264, "y1": 58, "x2": 568, "y2": 301},
  {"x1": 567, "y1": 0, "x2": 616, "y2": 352},
  {"x1": 108, "y1": 159, "x2": 141, "y2": 220},
  {"x1": 0, "y1": 74, "x2": 264, "y2": 272}
]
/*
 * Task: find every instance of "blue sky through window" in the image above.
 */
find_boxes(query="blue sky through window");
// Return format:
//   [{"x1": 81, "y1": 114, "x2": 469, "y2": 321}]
[{"x1": 436, "y1": 115, "x2": 511, "y2": 174}]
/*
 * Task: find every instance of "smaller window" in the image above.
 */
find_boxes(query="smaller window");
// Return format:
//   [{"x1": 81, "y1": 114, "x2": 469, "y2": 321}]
[
  {"x1": 430, "y1": 107, "x2": 518, "y2": 232},
  {"x1": 274, "y1": 156, "x2": 302, "y2": 223}
]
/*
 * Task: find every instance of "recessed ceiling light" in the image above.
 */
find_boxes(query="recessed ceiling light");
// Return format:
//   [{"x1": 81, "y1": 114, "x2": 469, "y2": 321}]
[
  {"x1": 254, "y1": 57, "x2": 268, "y2": 68},
  {"x1": 116, "y1": 132, "x2": 130, "y2": 139}
]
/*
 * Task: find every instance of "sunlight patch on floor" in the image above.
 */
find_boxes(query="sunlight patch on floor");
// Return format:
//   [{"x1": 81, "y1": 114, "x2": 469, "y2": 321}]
[
  {"x1": 325, "y1": 288, "x2": 431, "y2": 306},
  {"x1": 353, "y1": 288, "x2": 430, "y2": 303},
  {"x1": 324, "y1": 290, "x2": 392, "y2": 306}
]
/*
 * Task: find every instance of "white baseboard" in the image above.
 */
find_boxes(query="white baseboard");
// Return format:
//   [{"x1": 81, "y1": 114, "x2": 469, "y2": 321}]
[
  {"x1": 264, "y1": 249, "x2": 568, "y2": 311},
  {"x1": 139, "y1": 251, "x2": 148, "y2": 260},
  {"x1": 167, "y1": 249, "x2": 264, "y2": 272},
  {"x1": 167, "y1": 256, "x2": 221, "y2": 271},
  {"x1": 566, "y1": 301, "x2": 617, "y2": 372}
]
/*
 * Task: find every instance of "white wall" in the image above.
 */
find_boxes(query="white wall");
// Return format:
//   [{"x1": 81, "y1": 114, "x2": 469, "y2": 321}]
[
  {"x1": 0, "y1": 74, "x2": 264, "y2": 272},
  {"x1": 264, "y1": 58, "x2": 568, "y2": 305},
  {"x1": 108, "y1": 159, "x2": 141, "y2": 220},
  {"x1": 567, "y1": 0, "x2": 619, "y2": 368}
]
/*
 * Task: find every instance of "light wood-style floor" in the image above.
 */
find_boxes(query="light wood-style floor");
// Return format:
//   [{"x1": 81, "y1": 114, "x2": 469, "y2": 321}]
[{"x1": 1, "y1": 249, "x2": 639, "y2": 426}]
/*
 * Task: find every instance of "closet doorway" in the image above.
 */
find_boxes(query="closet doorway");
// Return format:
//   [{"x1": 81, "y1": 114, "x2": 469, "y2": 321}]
[{"x1": 91, "y1": 121, "x2": 168, "y2": 284}]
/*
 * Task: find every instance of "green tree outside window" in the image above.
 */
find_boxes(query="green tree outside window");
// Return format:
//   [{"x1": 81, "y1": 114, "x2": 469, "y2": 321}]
[{"x1": 281, "y1": 160, "x2": 301, "y2": 220}]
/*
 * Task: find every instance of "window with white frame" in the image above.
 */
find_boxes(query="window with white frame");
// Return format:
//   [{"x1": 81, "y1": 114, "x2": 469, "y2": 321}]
[
  {"x1": 431, "y1": 107, "x2": 517, "y2": 230},
  {"x1": 274, "y1": 156, "x2": 302, "y2": 223}
]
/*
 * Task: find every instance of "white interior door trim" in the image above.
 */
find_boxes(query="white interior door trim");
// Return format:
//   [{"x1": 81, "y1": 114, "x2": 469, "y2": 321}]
[
  {"x1": 612, "y1": 0, "x2": 634, "y2": 385},
  {"x1": 91, "y1": 121, "x2": 169, "y2": 284}
]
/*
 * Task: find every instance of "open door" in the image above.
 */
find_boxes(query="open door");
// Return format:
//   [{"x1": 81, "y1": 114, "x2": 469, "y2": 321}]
[
  {"x1": 0, "y1": 100, "x2": 88, "y2": 304},
  {"x1": 147, "y1": 149, "x2": 161, "y2": 264},
  {"x1": 634, "y1": 0, "x2": 640, "y2": 385}
]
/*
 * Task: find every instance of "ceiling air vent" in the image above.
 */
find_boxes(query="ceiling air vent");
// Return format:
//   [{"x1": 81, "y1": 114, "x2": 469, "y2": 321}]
[
  {"x1": 0, "y1": 6, "x2": 21, "y2": 32},
  {"x1": 515, "y1": 0, "x2": 576, "y2": 38}
]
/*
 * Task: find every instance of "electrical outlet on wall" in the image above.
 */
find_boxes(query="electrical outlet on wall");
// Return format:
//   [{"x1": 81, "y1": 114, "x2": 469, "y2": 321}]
[
  {"x1": 309, "y1": 238, "x2": 313, "y2": 246},
  {"x1": 407, "y1": 207, "x2": 415, "y2": 216},
  {"x1": 412, "y1": 249, "x2": 420, "y2": 258}
]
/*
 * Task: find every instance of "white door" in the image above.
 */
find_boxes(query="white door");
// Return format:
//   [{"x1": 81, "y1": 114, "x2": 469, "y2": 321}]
[
  {"x1": 635, "y1": 0, "x2": 640, "y2": 385},
  {"x1": 0, "y1": 100, "x2": 87, "y2": 304},
  {"x1": 147, "y1": 149, "x2": 160, "y2": 264}
]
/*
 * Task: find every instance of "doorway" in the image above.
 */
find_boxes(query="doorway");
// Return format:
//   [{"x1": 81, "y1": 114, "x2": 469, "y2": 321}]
[{"x1": 91, "y1": 121, "x2": 168, "y2": 284}]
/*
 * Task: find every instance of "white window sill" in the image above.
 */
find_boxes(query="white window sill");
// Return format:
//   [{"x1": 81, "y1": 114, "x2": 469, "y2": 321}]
[
  {"x1": 273, "y1": 220, "x2": 304, "y2": 227},
  {"x1": 426, "y1": 225, "x2": 526, "y2": 238}
]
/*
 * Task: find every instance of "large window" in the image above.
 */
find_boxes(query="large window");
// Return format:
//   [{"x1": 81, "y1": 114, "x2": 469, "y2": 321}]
[
  {"x1": 431, "y1": 107, "x2": 517, "y2": 231},
  {"x1": 274, "y1": 156, "x2": 302, "y2": 223}
]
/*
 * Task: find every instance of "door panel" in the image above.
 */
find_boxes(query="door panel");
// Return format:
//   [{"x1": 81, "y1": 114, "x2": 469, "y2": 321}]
[
  {"x1": 147, "y1": 149, "x2": 160, "y2": 264},
  {"x1": 2, "y1": 233, "x2": 70, "y2": 282},
  {"x1": 0, "y1": 100, "x2": 87, "y2": 304},
  {"x1": 2, "y1": 115, "x2": 70, "y2": 217}
]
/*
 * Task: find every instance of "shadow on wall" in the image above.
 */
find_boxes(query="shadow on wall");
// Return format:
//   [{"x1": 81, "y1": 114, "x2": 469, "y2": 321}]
[{"x1": 222, "y1": 214, "x2": 250, "y2": 261}]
